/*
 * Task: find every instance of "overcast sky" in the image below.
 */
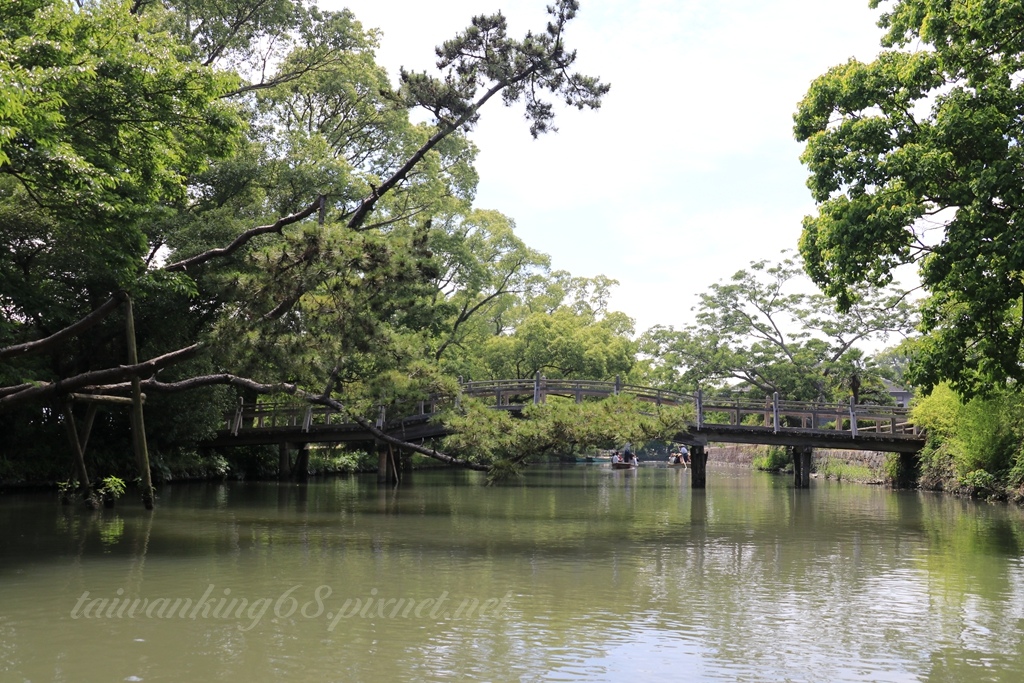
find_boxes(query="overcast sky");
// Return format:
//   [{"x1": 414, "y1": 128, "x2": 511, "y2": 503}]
[{"x1": 323, "y1": 0, "x2": 888, "y2": 334}]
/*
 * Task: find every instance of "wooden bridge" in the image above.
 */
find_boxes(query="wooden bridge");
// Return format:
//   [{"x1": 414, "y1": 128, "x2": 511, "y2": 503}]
[{"x1": 207, "y1": 376, "x2": 924, "y2": 488}]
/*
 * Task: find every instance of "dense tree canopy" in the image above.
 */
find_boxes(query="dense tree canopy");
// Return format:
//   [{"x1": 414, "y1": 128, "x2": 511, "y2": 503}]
[
  {"x1": 0, "y1": 0, "x2": 620, "y2": 481},
  {"x1": 638, "y1": 254, "x2": 915, "y2": 403},
  {"x1": 795, "y1": 0, "x2": 1024, "y2": 396}
]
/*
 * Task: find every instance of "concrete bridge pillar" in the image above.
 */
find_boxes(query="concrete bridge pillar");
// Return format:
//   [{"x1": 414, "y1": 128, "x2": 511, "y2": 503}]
[
  {"x1": 278, "y1": 442, "x2": 292, "y2": 481},
  {"x1": 691, "y1": 445, "x2": 708, "y2": 489},
  {"x1": 792, "y1": 446, "x2": 812, "y2": 488},
  {"x1": 292, "y1": 443, "x2": 309, "y2": 482}
]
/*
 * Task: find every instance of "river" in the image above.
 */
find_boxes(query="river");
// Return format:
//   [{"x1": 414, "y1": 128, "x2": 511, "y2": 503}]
[{"x1": 2, "y1": 464, "x2": 1024, "y2": 682}]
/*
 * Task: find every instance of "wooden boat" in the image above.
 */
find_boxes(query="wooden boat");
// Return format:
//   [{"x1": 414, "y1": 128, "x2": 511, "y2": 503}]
[{"x1": 611, "y1": 461, "x2": 635, "y2": 470}]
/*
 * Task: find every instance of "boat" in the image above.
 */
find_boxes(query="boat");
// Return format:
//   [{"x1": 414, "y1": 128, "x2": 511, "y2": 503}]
[{"x1": 611, "y1": 461, "x2": 635, "y2": 470}]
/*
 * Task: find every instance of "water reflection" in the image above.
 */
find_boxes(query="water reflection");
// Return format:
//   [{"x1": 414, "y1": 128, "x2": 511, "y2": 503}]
[{"x1": 2, "y1": 466, "x2": 1024, "y2": 681}]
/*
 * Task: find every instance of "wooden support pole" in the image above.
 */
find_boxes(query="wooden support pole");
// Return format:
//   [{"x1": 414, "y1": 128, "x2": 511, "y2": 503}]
[
  {"x1": 125, "y1": 296, "x2": 154, "y2": 510},
  {"x1": 772, "y1": 392, "x2": 780, "y2": 433},
  {"x1": 69, "y1": 393, "x2": 139, "y2": 405},
  {"x1": 849, "y1": 397, "x2": 858, "y2": 438},
  {"x1": 377, "y1": 445, "x2": 389, "y2": 484},
  {"x1": 232, "y1": 398, "x2": 243, "y2": 435},
  {"x1": 691, "y1": 444, "x2": 707, "y2": 489},
  {"x1": 62, "y1": 402, "x2": 92, "y2": 494},
  {"x1": 388, "y1": 443, "x2": 400, "y2": 485}
]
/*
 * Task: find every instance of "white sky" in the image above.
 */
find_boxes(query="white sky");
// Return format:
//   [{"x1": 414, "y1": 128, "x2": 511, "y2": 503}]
[{"x1": 323, "y1": 0, "x2": 889, "y2": 334}]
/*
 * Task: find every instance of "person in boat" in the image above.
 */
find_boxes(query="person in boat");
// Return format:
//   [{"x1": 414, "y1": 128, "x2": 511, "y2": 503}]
[
  {"x1": 612, "y1": 450, "x2": 622, "y2": 463},
  {"x1": 680, "y1": 445, "x2": 690, "y2": 465},
  {"x1": 631, "y1": 453, "x2": 638, "y2": 467},
  {"x1": 669, "y1": 450, "x2": 681, "y2": 465}
]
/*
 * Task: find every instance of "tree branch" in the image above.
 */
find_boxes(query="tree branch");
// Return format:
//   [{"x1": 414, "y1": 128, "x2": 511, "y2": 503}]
[
  {"x1": 162, "y1": 198, "x2": 323, "y2": 272},
  {"x1": 0, "y1": 291, "x2": 128, "y2": 361},
  {"x1": 346, "y1": 76, "x2": 527, "y2": 232},
  {"x1": 0, "y1": 344, "x2": 201, "y2": 409}
]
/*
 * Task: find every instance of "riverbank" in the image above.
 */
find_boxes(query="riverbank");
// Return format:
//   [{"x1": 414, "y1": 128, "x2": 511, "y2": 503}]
[
  {"x1": 709, "y1": 443, "x2": 1024, "y2": 503},
  {"x1": 7, "y1": 441, "x2": 1023, "y2": 506},
  {"x1": 709, "y1": 444, "x2": 886, "y2": 483}
]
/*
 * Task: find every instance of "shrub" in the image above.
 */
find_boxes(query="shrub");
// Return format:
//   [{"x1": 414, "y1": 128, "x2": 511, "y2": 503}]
[
  {"x1": 752, "y1": 445, "x2": 789, "y2": 471},
  {"x1": 910, "y1": 384, "x2": 1018, "y2": 491},
  {"x1": 961, "y1": 469, "x2": 997, "y2": 494}
]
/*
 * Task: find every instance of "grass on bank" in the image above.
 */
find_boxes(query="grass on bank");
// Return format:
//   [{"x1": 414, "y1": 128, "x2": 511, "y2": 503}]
[{"x1": 815, "y1": 456, "x2": 882, "y2": 483}]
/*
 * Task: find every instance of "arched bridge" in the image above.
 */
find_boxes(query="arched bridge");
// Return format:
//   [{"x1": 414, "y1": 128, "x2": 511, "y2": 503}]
[{"x1": 209, "y1": 376, "x2": 924, "y2": 457}]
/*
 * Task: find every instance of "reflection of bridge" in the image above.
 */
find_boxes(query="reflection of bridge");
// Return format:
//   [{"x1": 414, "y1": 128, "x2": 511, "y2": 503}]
[{"x1": 206, "y1": 377, "x2": 924, "y2": 489}]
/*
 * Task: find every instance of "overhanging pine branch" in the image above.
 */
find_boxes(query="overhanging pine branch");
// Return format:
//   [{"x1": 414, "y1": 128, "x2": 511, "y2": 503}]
[
  {"x1": 346, "y1": 77, "x2": 527, "y2": 232},
  {"x1": 162, "y1": 198, "x2": 323, "y2": 272},
  {"x1": 0, "y1": 291, "x2": 128, "y2": 361},
  {"x1": 93, "y1": 373, "x2": 488, "y2": 471}
]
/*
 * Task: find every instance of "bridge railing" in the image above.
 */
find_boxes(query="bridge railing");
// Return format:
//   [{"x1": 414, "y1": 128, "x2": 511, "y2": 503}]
[
  {"x1": 223, "y1": 395, "x2": 456, "y2": 436},
  {"x1": 697, "y1": 393, "x2": 916, "y2": 435},
  {"x1": 461, "y1": 377, "x2": 694, "y2": 407}
]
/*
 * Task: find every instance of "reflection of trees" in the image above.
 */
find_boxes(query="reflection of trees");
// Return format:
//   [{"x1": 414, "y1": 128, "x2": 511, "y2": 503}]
[{"x1": 4, "y1": 471, "x2": 1024, "y2": 679}]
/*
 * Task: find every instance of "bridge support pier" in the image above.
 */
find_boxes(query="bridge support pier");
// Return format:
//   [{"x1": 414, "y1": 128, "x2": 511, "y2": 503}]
[
  {"x1": 691, "y1": 445, "x2": 708, "y2": 489},
  {"x1": 792, "y1": 446, "x2": 812, "y2": 488},
  {"x1": 377, "y1": 444, "x2": 399, "y2": 485},
  {"x1": 891, "y1": 452, "x2": 918, "y2": 488},
  {"x1": 278, "y1": 442, "x2": 292, "y2": 481},
  {"x1": 292, "y1": 443, "x2": 309, "y2": 482},
  {"x1": 792, "y1": 446, "x2": 800, "y2": 487}
]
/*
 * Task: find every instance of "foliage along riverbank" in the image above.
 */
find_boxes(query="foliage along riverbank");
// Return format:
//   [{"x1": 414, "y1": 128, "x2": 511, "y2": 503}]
[{"x1": 741, "y1": 382, "x2": 1024, "y2": 506}]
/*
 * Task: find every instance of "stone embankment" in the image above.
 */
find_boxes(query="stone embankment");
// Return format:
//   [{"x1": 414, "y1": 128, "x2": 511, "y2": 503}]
[{"x1": 708, "y1": 444, "x2": 887, "y2": 470}]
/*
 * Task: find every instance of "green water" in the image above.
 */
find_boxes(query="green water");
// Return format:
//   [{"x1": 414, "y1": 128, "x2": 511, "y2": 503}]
[{"x1": 3, "y1": 465, "x2": 1024, "y2": 682}]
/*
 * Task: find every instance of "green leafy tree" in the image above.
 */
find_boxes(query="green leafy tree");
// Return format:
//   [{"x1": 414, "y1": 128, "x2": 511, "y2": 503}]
[
  {"x1": 0, "y1": 0, "x2": 238, "y2": 344},
  {"x1": 427, "y1": 209, "x2": 550, "y2": 374},
  {"x1": 441, "y1": 395, "x2": 691, "y2": 480},
  {"x1": 640, "y1": 254, "x2": 915, "y2": 402},
  {"x1": 911, "y1": 384, "x2": 1024, "y2": 495},
  {"x1": 795, "y1": 0, "x2": 1024, "y2": 396},
  {"x1": 479, "y1": 307, "x2": 635, "y2": 380},
  {"x1": 0, "y1": 0, "x2": 610, "y2": 477}
]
